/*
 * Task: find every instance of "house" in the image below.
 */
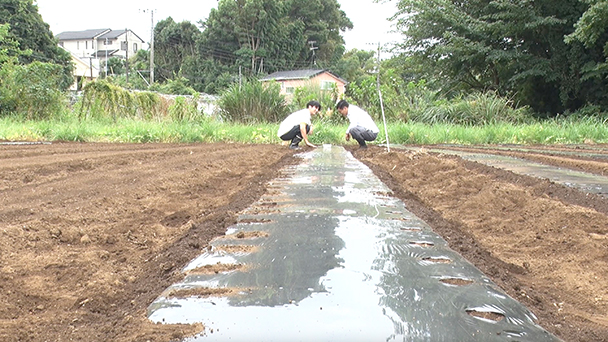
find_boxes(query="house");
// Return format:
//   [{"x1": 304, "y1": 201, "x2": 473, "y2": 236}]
[
  {"x1": 259, "y1": 69, "x2": 347, "y2": 98},
  {"x1": 62, "y1": 47, "x2": 100, "y2": 91},
  {"x1": 57, "y1": 28, "x2": 144, "y2": 60},
  {"x1": 56, "y1": 28, "x2": 144, "y2": 88},
  {"x1": 56, "y1": 28, "x2": 144, "y2": 63}
]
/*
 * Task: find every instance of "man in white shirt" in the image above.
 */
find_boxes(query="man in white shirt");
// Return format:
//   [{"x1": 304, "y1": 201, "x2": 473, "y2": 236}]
[
  {"x1": 336, "y1": 100, "x2": 379, "y2": 149},
  {"x1": 277, "y1": 100, "x2": 321, "y2": 149}
]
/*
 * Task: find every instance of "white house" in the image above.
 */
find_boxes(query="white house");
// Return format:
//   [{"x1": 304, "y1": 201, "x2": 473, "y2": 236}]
[
  {"x1": 56, "y1": 28, "x2": 144, "y2": 88},
  {"x1": 62, "y1": 47, "x2": 100, "y2": 91},
  {"x1": 56, "y1": 28, "x2": 144, "y2": 63}
]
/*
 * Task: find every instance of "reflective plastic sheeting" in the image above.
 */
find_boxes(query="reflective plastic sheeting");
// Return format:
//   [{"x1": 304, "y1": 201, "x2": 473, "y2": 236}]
[{"x1": 148, "y1": 145, "x2": 561, "y2": 342}]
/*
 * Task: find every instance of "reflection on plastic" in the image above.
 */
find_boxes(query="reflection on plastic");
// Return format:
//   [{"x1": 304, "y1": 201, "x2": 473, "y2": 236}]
[
  {"x1": 148, "y1": 146, "x2": 561, "y2": 342},
  {"x1": 420, "y1": 147, "x2": 608, "y2": 197}
]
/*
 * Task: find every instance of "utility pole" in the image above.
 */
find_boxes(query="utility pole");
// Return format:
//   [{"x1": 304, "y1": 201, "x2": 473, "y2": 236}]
[
  {"x1": 308, "y1": 41, "x2": 318, "y2": 67},
  {"x1": 105, "y1": 38, "x2": 108, "y2": 77},
  {"x1": 141, "y1": 9, "x2": 156, "y2": 85},
  {"x1": 124, "y1": 28, "x2": 129, "y2": 84},
  {"x1": 375, "y1": 42, "x2": 390, "y2": 152},
  {"x1": 150, "y1": 10, "x2": 155, "y2": 85}
]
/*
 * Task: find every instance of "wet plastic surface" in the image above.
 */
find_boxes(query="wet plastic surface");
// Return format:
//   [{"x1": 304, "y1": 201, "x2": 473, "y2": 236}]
[
  {"x1": 148, "y1": 145, "x2": 560, "y2": 341},
  {"x1": 416, "y1": 147, "x2": 608, "y2": 197},
  {"x1": 437, "y1": 144, "x2": 608, "y2": 160}
]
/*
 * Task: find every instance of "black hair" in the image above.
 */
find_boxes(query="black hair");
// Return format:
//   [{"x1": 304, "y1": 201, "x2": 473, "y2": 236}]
[
  {"x1": 307, "y1": 100, "x2": 321, "y2": 111},
  {"x1": 336, "y1": 99, "x2": 349, "y2": 110}
]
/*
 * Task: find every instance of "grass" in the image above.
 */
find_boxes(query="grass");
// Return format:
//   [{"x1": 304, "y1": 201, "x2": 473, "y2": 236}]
[{"x1": 2, "y1": 115, "x2": 608, "y2": 145}]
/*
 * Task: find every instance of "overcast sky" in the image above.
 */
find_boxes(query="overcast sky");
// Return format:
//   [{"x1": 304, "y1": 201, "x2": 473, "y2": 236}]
[{"x1": 36, "y1": 0, "x2": 400, "y2": 52}]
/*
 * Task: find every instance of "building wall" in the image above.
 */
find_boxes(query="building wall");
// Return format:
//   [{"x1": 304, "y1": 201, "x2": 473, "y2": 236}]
[
  {"x1": 60, "y1": 39, "x2": 99, "y2": 58},
  {"x1": 69, "y1": 55, "x2": 100, "y2": 91},
  {"x1": 107, "y1": 31, "x2": 141, "y2": 59},
  {"x1": 277, "y1": 72, "x2": 346, "y2": 97}
]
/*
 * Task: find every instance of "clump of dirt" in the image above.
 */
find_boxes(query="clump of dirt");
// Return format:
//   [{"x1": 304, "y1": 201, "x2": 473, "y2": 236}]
[
  {"x1": 165, "y1": 287, "x2": 242, "y2": 299},
  {"x1": 186, "y1": 263, "x2": 246, "y2": 275},
  {"x1": 422, "y1": 257, "x2": 452, "y2": 264},
  {"x1": 223, "y1": 230, "x2": 270, "y2": 239},
  {"x1": 439, "y1": 277, "x2": 473, "y2": 286},
  {"x1": 238, "y1": 218, "x2": 273, "y2": 224},
  {"x1": 466, "y1": 309, "x2": 505, "y2": 322},
  {"x1": 212, "y1": 244, "x2": 258, "y2": 254}
]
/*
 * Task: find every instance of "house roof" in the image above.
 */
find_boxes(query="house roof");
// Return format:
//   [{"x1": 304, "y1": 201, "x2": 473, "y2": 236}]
[
  {"x1": 260, "y1": 69, "x2": 347, "y2": 83},
  {"x1": 100, "y1": 29, "x2": 145, "y2": 43},
  {"x1": 56, "y1": 29, "x2": 145, "y2": 43},
  {"x1": 56, "y1": 29, "x2": 111, "y2": 40},
  {"x1": 91, "y1": 49, "x2": 121, "y2": 58}
]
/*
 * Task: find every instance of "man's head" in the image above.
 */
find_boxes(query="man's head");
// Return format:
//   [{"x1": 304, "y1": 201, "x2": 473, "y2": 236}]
[
  {"x1": 306, "y1": 100, "x2": 321, "y2": 115},
  {"x1": 336, "y1": 99, "x2": 349, "y2": 117}
]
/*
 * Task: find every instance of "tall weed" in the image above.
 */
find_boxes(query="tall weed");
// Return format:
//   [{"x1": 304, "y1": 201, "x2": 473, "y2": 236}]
[
  {"x1": 409, "y1": 92, "x2": 532, "y2": 125},
  {"x1": 218, "y1": 80, "x2": 288, "y2": 123}
]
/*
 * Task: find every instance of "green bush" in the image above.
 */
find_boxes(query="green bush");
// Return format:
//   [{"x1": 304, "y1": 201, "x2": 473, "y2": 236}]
[
  {"x1": 78, "y1": 79, "x2": 207, "y2": 123},
  {"x1": 292, "y1": 83, "x2": 340, "y2": 122},
  {"x1": 409, "y1": 92, "x2": 533, "y2": 125},
  {"x1": 0, "y1": 61, "x2": 68, "y2": 119},
  {"x1": 156, "y1": 77, "x2": 197, "y2": 95},
  {"x1": 169, "y1": 95, "x2": 200, "y2": 122},
  {"x1": 218, "y1": 80, "x2": 288, "y2": 123}
]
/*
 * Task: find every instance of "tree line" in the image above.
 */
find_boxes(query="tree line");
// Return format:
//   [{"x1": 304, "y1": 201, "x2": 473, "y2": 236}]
[{"x1": 393, "y1": 0, "x2": 608, "y2": 116}]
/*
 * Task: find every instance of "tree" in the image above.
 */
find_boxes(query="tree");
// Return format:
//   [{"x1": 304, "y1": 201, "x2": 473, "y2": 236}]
[
  {"x1": 331, "y1": 49, "x2": 376, "y2": 83},
  {"x1": 200, "y1": 0, "x2": 291, "y2": 75},
  {"x1": 285, "y1": 0, "x2": 353, "y2": 66},
  {"x1": 0, "y1": 23, "x2": 25, "y2": 64},
  {"x1": 105, "y1": 57, "x2": 125, "y2": 76},
  {"x1": 153, "y1": 17, "x2": 201, "y2": 83},
  {"x1": 192, "y1": 0, "x2": 352, "y2": 93},
  {"x1": 565, "y1": 0, "x2": 608, "y2": 109},
  {"x1": 392, "y1": 0, "x2": 600, "y2": 115},
  {"x1": 0, "y1": 0, "x2": 73, "y2": 90}
]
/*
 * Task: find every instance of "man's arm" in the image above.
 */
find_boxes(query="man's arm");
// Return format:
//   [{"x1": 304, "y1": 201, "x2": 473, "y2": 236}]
[{"x1": 300, "y1": 122, "x2": 316, "y2": 147}]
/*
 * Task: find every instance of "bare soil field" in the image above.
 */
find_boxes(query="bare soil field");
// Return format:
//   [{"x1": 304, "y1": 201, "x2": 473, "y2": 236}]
[{"x1": 1, "y1": 142, "x2": 607, "y2": 342}]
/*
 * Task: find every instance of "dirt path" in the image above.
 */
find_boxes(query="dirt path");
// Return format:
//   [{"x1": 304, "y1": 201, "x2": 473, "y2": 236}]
[{"x1": 1, "y1": 142, "x2": 607, "y2": 342}]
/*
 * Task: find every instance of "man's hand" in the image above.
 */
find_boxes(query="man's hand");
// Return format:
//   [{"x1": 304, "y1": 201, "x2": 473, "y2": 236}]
[{"x1": 345, "y1": 133, "x2": 351, "y2": 141}]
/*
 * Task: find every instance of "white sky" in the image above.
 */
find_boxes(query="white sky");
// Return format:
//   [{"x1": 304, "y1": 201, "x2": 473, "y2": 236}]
[{"x1": 36, "y1": 0, "x2": 400, "y2": 52}]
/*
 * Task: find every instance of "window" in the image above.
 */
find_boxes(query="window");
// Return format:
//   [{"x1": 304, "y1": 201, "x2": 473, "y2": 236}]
[
  {"x1": 285, "y1": 87, "x2": 295, "y2": 94},
  {"x1": 85, "y1": 41, "x2": 88, "y2": 49},
  {"x1": 133, "y1": 43, "x2": 138, "y2": 52},
  {"x1": 320, "y1": 81, "x2": 334, "y2": 90},
  {"x1": 77, "y1": 41, "x2": 80, "y2": 50}
]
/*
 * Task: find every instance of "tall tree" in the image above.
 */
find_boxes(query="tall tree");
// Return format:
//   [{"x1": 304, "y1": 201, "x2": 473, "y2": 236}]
[
  {"x1": 286, "y1": 0, "x2": 353, "y2": 66},
  {"x1": 393, "y1": 0, "x2": 597, "y2": 115},
  {"x1": 153, "y1": 17, "x2": 201, "y2": 83},
  {"x1": 565, "y1": 0, "x2": 608, "y2": 109},
  {"x1": 0, "y1": 23, "x2": 23, "y2": 63},
  {"x1": 0, "y1": 0, "x2": 73, "y2": 89},
  {"x1": 194, "y1": 0, "x2": 352, "y2": 93}
]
